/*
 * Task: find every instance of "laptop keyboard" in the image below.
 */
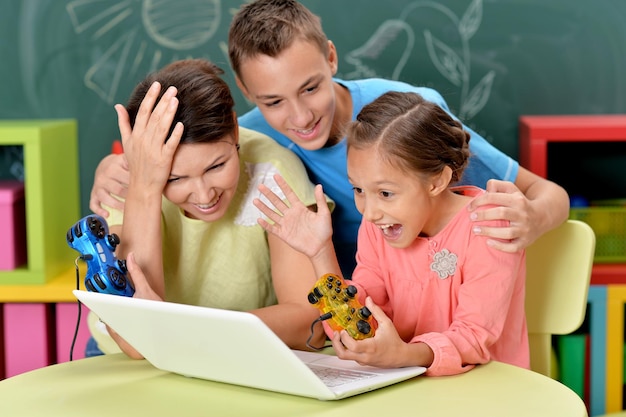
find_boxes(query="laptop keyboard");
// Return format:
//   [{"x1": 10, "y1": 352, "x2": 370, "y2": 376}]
[{"x1": 307, "y1": 364, "x2": 378, "y2": 387}]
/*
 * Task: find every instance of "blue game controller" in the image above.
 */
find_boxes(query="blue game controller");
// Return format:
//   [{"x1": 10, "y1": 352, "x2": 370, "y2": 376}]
[{"x1": 66, "y1": 215, "x2": 134, "y2": 296}]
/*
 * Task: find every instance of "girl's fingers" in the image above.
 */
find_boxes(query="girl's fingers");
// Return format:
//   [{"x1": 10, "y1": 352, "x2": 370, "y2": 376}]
[
  {"x1": 253, "y1": 198, "x2": 284, "y2": 224},
  {"x1": 258, "y1": 183, "x2": 289, "y2": 213},
  {"x1": 274, "y1": 174, "x2": 303, "y2": 207}
]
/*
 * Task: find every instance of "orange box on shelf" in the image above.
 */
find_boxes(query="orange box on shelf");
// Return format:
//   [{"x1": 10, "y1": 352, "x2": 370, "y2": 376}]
[{"x1": 0, "y1": 180, "x2": 27, "y2": 270}]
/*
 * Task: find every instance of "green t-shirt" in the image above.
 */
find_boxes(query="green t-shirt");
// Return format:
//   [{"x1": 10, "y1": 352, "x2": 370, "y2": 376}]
[{"x1": 90, "y1": 127, "x2": 332, "y2": 353}]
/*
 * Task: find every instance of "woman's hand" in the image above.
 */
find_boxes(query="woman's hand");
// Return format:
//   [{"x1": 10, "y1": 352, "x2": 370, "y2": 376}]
[
  {"x1": 115, "y1": 81, "x2": 184, "y2": 194},
  {"x1": 126, "y1": 252, "x2": 162, "y2": 302}
]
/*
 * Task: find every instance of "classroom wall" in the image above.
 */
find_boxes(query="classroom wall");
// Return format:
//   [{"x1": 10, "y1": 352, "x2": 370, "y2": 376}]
[{"x1": 1, "y1": 0, "x2": 625, "y2": 215}]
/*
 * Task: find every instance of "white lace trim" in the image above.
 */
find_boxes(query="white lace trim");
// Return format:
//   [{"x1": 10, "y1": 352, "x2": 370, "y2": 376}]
[{"x1": 235, "y1": 161, "x2": 286, "y2": 226}]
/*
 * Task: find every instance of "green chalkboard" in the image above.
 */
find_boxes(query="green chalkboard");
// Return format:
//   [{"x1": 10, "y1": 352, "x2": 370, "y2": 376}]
[{"x1": 1, "y1": 0, "x2": 626, "y2": 214}]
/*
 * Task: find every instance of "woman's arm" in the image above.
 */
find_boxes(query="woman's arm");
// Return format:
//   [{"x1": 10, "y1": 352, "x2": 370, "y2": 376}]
[
  {"x1": 249, "y1": 234, "x2": 326, "y2": 350},
  {"x1": 115, "y1": 81, "x2": 183, "y2": 297}
]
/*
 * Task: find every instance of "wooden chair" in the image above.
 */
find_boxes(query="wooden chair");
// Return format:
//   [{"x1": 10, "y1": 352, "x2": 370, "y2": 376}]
[{"x1": 525, "y1": 219, "x2": 595, "y2": 377}]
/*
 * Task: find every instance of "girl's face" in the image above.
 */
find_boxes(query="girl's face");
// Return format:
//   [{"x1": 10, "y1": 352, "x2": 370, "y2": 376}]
[
  {"x1": 236, "y1": 39, "x2": 344, "y2": 151},
  {"x1": 347, "y1": 145, "x2": 437, "y2": 249},
  {"x1": 163, "y1": 137, "x2": 240, "y2": 222}
]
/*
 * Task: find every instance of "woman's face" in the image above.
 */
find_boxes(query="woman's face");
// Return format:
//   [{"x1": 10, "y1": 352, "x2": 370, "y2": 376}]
[{"x1": 163, "y1": 136, "x2": 240, "y2": 222}]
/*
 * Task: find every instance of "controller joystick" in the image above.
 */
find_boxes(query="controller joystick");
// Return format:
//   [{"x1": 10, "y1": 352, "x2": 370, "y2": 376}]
[
  {"x1": 66, "y1": 215, "x2": 134, "y2": 297},
  {"x1": 307, "y1": 273, "x2": 377, "y2": 340}
]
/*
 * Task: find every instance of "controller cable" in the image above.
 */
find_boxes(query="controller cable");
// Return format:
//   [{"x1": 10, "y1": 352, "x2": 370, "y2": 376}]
[
  {"x1": 69, "y1": 254, "x2": 92, "y2": 361},
  {"x1": 305, "y1": 312, "x2": 333, "y2": 351}
]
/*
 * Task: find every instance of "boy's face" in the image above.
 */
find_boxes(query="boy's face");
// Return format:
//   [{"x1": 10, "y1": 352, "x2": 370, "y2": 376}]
[{"x1": 236, "y1": 39, "x2": 341, "y2": 151}]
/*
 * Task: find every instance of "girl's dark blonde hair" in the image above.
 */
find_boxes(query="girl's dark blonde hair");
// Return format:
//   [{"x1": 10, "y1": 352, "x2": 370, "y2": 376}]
[
  {"x1": 346, "y1": 92, "x2": 471, "y2": 184},
  {"x1": 228, "y1": 0, "x2": 329, "y2": 80}
]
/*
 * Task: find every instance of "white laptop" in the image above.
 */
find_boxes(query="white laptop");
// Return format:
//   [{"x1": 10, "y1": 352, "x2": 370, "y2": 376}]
[{"x1": 73, "y1": 290, "x2": 426, "y2": 400}]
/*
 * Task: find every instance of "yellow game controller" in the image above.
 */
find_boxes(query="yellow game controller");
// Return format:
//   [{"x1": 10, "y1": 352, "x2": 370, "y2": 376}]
[{"x1": 307, "y1": 273, "x2": 377, "y2": 339}]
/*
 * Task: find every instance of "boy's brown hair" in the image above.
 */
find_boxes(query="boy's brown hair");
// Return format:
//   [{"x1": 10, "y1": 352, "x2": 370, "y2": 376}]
[{"x1": 228, "y1": 0, "x2": 329, "y2": 80}]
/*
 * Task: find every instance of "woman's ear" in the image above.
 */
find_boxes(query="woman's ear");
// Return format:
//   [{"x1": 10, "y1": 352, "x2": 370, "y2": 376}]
[{"x1": 429, "y1": 166, "x2": 453, "y2": 196}]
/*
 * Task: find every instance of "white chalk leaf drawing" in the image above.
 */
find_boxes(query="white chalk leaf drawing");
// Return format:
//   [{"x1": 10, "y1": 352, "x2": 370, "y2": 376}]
[
  {"x1": 345, "y1": 19, "x2": 414, "y2": 81},
  {"x1": 461, "y1": 70, "x2": 495, "y2": 119},
  {"x1": 459, "y1": 0, "x2": 482, "y2": 41},
  {"x1": 424, "y1": 30, "x2": 467, "y2": 87},
  {"x1": 343, "y1": 0, "x2": 493, "y2": 120}
]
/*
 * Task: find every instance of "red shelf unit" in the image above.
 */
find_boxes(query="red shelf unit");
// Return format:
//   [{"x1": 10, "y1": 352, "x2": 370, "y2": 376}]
[{"x1": 519, "y1": 114, "x2": 626, "y2": 178}]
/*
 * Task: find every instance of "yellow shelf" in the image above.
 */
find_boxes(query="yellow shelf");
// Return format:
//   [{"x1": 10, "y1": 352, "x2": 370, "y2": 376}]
[{"x1": 0, "y1": 265, "x2": 85, "y2": 303}]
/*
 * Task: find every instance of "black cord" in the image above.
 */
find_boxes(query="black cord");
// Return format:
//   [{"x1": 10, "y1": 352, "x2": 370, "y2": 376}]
[
  {"x1": 69, "y1": 256, "x2": 88, "y2": 361},
  {"x1": 305, "y1": 312, "x2": 333, "y2": 351}
]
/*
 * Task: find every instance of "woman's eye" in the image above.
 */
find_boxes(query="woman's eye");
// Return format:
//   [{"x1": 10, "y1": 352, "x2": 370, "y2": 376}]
[
  {"x1": 207, "y1": 162, "x2": 225, "y2": 172},
  {"x1": 167, "y1": 177, "x2": 180, "y2": 184}
]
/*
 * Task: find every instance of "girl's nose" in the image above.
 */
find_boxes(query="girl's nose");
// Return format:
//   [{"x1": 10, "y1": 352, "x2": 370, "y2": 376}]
[{"x1": 361, "y1": 199, "x2": 382, "y2": 223}]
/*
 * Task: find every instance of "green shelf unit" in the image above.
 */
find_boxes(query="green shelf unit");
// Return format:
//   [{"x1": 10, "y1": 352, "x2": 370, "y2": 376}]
[{"x1": 0, "y1": 120, "x2": 79, "y2": 285}]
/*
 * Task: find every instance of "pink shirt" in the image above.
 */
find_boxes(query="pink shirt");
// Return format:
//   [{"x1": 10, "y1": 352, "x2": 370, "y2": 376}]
[{"x1": 350, "y1": 186, "x2": 529, "y2": 376}]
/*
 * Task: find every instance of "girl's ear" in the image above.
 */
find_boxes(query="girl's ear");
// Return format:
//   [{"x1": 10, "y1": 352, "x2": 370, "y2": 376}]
[{"x1": 429, "y1": 166, "x2": 453, "y2": 197}]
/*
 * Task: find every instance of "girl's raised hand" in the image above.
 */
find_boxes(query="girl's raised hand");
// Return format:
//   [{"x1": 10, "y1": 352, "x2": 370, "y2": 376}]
[{"x1": 255, "y1": 174, "x2": 332, "y2": 259}]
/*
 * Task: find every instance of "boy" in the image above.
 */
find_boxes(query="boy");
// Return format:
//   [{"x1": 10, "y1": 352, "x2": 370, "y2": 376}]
[{"x1": 90, "y1": 0, "x2": 569, "y2": 277}]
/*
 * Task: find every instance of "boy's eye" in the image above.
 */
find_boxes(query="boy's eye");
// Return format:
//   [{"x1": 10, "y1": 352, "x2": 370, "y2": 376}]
[
  {"x1": 381, "y1": 191, "x2": 393, "y2": 198},
  {"x1": 304, "y1": 84, "x2": 319, "y2": 94},
  {"x1": 264, "y1": 99, "x2": 282, "y2": 107},
  {"x1": 352, "y1": 187, "x2": 363, "y2": 194}
]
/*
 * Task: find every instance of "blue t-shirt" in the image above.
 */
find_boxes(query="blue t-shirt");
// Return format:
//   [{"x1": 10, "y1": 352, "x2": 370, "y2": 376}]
[{"x1": 238, "y1": 78, "x2": 518, "y2": 277}]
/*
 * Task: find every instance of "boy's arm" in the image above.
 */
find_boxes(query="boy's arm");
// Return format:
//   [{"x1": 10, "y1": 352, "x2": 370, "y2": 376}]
[
  {"x1": 468, "y1": 167, "x2": 569, "y2": 252},
  {"x1": 89, "y1": 153, "x2": 130, "y2": 217}
]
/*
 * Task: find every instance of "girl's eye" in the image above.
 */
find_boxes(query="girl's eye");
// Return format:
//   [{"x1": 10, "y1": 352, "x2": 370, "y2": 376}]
[
  {"x1": 264, "y1": 99, "x2": 282, "y2": 108},
  {"x1": 352, "y1": 187, "x2": 363, "y2": 194},
  {"x1": 167, "y1": 177, "x2": 180, "y2": 184},
  {"x1": 381, "y1": 191, "x2": 393, "y2": 198}
]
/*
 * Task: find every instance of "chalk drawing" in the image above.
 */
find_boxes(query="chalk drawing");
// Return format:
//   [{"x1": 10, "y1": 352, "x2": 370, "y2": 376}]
[
  {"x1": 66, "y1": 0, "x2": 221, "y2": 103},
  {"x1": 343, "y1": 0, "x2": 495, "y2": 119}
]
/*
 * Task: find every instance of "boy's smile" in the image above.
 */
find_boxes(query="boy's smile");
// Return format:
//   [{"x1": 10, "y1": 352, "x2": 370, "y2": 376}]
[{"x1": 236, "y1": 39, "x2": 351, "y2": 150}]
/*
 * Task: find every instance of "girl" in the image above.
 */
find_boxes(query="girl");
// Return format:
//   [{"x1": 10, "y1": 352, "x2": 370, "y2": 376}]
[
  {"x1": 88, "y1": 59, "x2": 331, "y2": 357},
  {"x1": 255, "y1": 91, "x2": 529, "y2": 376}
]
